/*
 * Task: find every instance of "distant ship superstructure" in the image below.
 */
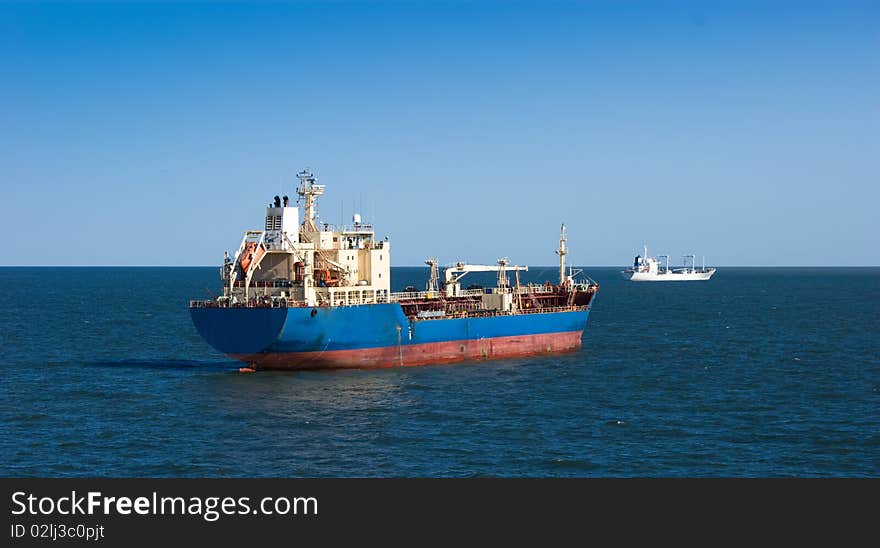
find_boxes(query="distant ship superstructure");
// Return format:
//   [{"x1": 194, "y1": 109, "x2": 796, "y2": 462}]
[{"x1": 190, "y1": 169, "x2": 600, "y2": 370}]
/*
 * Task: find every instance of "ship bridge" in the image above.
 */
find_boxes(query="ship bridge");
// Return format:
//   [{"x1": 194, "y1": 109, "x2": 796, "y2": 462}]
[{"x1": 215, "y1": 169, "x2": 391, "y2": 308}]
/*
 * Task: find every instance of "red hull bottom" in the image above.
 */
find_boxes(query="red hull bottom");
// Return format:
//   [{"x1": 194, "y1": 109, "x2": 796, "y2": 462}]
[{"x1": 231, "y1": 331, "x2": 584, "y2": 370}]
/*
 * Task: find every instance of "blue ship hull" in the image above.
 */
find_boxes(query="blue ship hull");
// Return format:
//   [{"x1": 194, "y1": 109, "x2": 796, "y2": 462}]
[{"x1": 190, "y1": 303, "x2": 592, "y2": 369}]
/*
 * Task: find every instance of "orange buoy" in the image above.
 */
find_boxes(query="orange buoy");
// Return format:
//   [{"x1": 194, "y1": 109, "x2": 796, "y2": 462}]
[{"x1": 238, "y1": 367, "x2": 256, "y2": 373}]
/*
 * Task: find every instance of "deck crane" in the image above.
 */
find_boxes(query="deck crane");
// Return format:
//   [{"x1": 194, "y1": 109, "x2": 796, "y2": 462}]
[{"x1": 444, "y1": 258, "x2": 528, "y2": 297}]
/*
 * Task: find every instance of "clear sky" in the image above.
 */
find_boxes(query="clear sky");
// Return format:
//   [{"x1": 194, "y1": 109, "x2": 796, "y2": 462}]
[{"x1": 1, "y1": 1, "x2": 877, "y2": 266}]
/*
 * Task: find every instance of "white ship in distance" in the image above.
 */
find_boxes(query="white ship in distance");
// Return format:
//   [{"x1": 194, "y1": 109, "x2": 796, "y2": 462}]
[{"x1": 622, "y1": 245, "x2": 716, "y2": 282}]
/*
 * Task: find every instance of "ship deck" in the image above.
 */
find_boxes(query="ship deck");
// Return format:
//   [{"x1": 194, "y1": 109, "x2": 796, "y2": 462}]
[{"x1": 190, "y1": 284, "x2": 597, "y2": 321}]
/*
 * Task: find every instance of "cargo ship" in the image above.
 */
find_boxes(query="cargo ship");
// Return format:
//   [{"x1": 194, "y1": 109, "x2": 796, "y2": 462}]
[
  {"x1": 190, "y1": 169, "x2": 599, "y2": 370},
  {"x1": 622, "y1": 245, "x2": 716, "y2": 281}
]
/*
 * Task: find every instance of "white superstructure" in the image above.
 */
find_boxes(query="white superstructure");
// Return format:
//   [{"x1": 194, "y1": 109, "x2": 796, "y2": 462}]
[
  {"x1": 621, "y1": 245, "x2": 716, "y2": 282},
  {"x1": 220, "y1": 169, "x2": 392, "y2": 307}
]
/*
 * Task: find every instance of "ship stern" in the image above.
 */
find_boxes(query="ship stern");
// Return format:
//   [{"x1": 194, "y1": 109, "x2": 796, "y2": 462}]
[{"x1": 190, "y1": 306, "x2": 288, "y2": 358}]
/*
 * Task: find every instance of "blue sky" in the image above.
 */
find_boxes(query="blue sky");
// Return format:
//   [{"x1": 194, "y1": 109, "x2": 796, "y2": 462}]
[{"x1": 1, "y1": 1, "x2": 877, "y2": 266}]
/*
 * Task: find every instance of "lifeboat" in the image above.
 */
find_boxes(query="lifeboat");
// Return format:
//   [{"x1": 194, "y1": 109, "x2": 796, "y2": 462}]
[{"x1": 239, "y1": 242, "x2": 265, "y2": 273}]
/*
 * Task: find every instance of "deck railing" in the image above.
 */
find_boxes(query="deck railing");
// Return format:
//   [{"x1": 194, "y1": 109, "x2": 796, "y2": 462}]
[{"x1": 189, "y1": 299, "x2": 588, "y2": 317}]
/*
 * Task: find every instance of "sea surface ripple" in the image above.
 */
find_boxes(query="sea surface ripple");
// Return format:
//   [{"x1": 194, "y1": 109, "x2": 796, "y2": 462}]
[{"x1": 1, "y1": 266, "x2": 877, "y2": 477}]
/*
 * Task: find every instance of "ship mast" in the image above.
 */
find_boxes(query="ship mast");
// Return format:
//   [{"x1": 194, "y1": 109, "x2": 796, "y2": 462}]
[
  {"x1": 556, "y1": 224, "x2": 567, "y2": 285},
  {"x1": 497, "y1": 257, "x2": 509, "y2": 289},
  {"x1": 296, "y1": 169, "x2": 324, "y2": 234},
  {"x1": 425, "y1": 258, "x2": 440, "y2": 292}
]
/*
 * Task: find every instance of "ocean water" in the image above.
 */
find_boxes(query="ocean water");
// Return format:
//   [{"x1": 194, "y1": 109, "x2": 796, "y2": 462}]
[{"x1": 0, "y1": 266, "x2": 877, "y2": 477}]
